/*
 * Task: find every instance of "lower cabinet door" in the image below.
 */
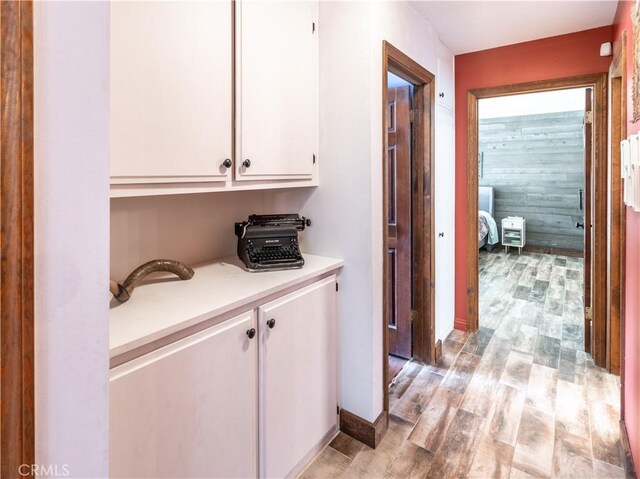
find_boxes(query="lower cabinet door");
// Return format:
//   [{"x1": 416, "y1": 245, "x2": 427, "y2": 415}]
[
  {"x1": 258, "y1": 276, "x2": 338, "y2": 478},
  {"x1": 110, "y1": 312, "x2": 258, "y2": 478}
]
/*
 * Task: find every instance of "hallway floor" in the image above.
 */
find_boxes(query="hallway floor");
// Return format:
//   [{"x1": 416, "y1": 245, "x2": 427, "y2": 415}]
[{"x1": 300, "y1": 252, "x2": 624, "y2": 479}]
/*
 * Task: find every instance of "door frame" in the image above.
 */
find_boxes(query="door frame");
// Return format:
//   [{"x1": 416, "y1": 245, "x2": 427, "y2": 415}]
[
  {"x1": 0, "y1": 0, "x2": 36, "y2": 474},
  {"x1": 465, "y1": 73, "x2": 609, "y2": 367},
  {"x1": 609, "y1": 32, "x2": 627, "y2": 394},
  {"x1": 382, "y1": 41, "x2": 435, "y2": 413}
]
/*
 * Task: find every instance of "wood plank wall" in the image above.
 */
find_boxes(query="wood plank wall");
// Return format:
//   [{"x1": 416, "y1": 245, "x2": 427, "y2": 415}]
[{"x1": 479, "y1": 110, "x2": 585, "y2": 251}]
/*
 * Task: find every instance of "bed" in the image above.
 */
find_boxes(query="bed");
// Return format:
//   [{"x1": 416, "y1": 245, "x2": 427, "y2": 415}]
[{"x1": 479, "y1": 186, "x2": 498, "y2": 250}]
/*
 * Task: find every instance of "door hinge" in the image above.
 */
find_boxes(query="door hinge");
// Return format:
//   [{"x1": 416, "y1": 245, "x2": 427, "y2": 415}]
[
  {"x1": 585, "y1": 306, "x2": 593, "y2": 320},
  {"x1": 313, "y1": 154, "x2": 316, "y2": 164},
  {"x1": 584, "y1": 111, "x2": 593, "y2": 124},
  {"x1": 410, "y1": 309, "x2": 418, "y2": 324},
  {"x1": 312, "y1": 22, "x2": 316, "y2": 34},
  {"x1": 335, "y1": 282, "x2": 339, "y2": 292},
  {"x1": 409, "y1": 109, "x2": 417, "y2": 123}
]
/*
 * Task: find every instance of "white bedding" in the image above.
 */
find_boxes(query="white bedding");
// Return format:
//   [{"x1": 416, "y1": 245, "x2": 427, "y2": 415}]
[{"x1": 479, "y1": 210, "x2": 499, "y2": 245}]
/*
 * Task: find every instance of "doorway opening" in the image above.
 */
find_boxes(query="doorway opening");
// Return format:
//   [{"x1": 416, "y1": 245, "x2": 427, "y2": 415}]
[
  {"x1": 382, "y1": 42, "x2": 436, "y2": 414},
  {"x1": 476, "y1": 88, "x2": 589, "y2": 360},
  {"x1": 466, "y1": 73, "x2": 610, "y2": 369},
  {"x1": 386, "y1": 71, "x2": 414, "y2": 383}
]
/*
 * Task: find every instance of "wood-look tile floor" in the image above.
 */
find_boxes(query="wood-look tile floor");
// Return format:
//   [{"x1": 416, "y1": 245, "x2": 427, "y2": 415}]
[{"x1": 300, "y1": 251, "x2": 625, "y2": 479}]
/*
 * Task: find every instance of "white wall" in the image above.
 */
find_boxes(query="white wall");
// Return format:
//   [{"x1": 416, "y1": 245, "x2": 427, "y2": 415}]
[
  {"x1": 111, "y1": 191, "x2": 278, "y2": 279},
  {"x1": 297, "y1": 0, "x2": 378, "y2": 421},
  {"x1": 479, "y1": 87, "x2": 587, "y2": 119},
  {"x1": 387, "y1": 71, "x2": 411, "y2": 88},
  {"x1": 274, "y1": 1, "x2": 454, "y2": 423},
  {"x1": 34, "y1": 2, "x2": 110, "y2": 478}
]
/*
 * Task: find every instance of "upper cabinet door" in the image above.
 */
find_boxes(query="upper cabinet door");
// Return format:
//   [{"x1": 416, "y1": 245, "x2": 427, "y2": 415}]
[
  {"x1": 110, "y1": 1, "x2": 233, "y2": 184},
  {"x1": 236, "y1": 1, "x2": 318, "y2": 181},
  {"x1": 436, "y1": 41, "x2": 454, "y2": 110}
]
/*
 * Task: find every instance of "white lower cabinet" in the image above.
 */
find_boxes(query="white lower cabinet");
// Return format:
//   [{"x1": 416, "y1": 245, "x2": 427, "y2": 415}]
[
  {"x1": 110, "y1": 275, "x2": 337, "y2": 478},
  {"x1": 110, "y1": 311, "x2": 258, "y2": 479},
  {"x1": 259, "y1": 276, "x2": 337, "y2": 478}
]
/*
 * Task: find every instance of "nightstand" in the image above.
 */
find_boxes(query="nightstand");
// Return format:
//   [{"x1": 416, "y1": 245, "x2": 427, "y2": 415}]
[{"x1": 502, "y1": 217, "x2": 526, "y2": 254}]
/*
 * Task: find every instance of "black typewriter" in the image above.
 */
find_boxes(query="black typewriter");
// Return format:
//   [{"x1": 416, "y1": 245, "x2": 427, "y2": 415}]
[{"x1": 235, "y1": 214, "x2": 311, "y2": 272}]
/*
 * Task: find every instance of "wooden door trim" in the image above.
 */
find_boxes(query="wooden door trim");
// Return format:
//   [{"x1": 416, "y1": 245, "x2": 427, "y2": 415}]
[
  {"x1": 466, "y1": 74, "x2": 609, "y2": 369},
  {"x1": 584, "y1": 88, "x2": 593, "y2": 354},
  {"x1": 382, "y1": 41, "x2": 435, "y2": 414},
  {"x1": 0, "y1": 0, "x2": 36, "y2": 475},
  {"x1": 610, "y1": 31, "x2": 627, "y2": 407}
]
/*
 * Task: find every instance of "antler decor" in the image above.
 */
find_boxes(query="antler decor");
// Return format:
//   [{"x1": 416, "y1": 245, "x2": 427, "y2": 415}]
[{"x1": 110, "y1": 259, "x2": 195, "y2": 303}]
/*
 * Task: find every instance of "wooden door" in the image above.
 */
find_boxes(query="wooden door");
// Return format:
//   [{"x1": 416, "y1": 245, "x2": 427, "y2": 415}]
[
  {"x1": 236, "y1": 1, "x2": 317, "y2": 181},
  {"x1": 110, "y1": 312, "x2": 258, "y2": 478},
  {"x1": 110, "y1": 1, "x2": 233, "y2": 183},
  {"x1": 259, "y1": 276, "x2": 338, "y2": 478},
  {"x1": 386, "y1": 85, "x2": 413, "y2": 359},
  {"x1": 584, "y1": 87, "x2": 593, "y2": 352}
]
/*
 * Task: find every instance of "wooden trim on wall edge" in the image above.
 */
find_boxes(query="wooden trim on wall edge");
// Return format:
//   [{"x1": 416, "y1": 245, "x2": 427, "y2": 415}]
[
  {"x1": 0, "y1": 1, "x2": 36, "y2": 476},
  {"x1": 339, "y1": 409, "x2": 389, "y2": 450},
  {"x1": 611, "y1": 29, "x2": 628, "y2": 414}
]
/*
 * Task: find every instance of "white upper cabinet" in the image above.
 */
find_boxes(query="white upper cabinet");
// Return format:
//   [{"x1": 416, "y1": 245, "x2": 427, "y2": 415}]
[
  {"x1": 110, "y1": 1, "x2": 319, "y2": 196},
  {"x1": 110, "y1": 1, "x2": 233, "y2": 184},
  {"x1": 436, "y1": 41, "x2": 454, "y2": 110},
  {"x1": 235, "y1": 1, "x2": 318, "y2": 181}
]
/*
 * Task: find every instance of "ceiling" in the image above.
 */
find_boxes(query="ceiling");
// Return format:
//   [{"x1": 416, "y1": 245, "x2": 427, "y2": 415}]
[{"x1": 410, "y1": 1, "x2": 619, "y2": 55}]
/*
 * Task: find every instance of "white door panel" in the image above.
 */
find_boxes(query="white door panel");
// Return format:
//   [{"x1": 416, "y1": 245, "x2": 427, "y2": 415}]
[
  {"x1": 258, "y1": 276, "x2": 337, "y2": 478},
  {"x1": 110, "y1": 1, "x2": 233, "y2": 182},
  {"x1": 435, "y1": 105, "x2": 455, "y2": 341},
  {"x1": 236, "y1": 1, "x2": 318, "y2": 180}
]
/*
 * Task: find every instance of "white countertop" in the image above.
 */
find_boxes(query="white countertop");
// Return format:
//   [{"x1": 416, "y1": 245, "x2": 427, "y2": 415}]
[{"x1": 109, "y1": 254, "x2": 343, "y2": 358}]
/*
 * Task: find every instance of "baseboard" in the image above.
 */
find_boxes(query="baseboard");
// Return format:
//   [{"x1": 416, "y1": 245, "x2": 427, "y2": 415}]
[
  {"x1": 454, "y1": 318, "x2": 467, "y2": 331},
  {"x1": 339, "y1": 409, "x2": 388, "y2": 449},
  {"x1": 435, "y1": 340, "x2": 442, "y2": 362},
  {"x1": 522, "y1": 245, "x2": 583, "y2": 258},
  {"x1": 287, "y1": 424, "x2": 339, "y2": 478},
  {"x1": 620, "y1": 420, "x2": 637, "y2": 478}
]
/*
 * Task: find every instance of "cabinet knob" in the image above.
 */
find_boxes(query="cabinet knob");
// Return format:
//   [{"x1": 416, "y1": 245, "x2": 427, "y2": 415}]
[
  {"x1": 266, "y1": 318, "x2": 276, "y2": 329},
  {"x1": 439, "y1": 232, "x2": 444, "y2": 237},
  {"x1": 439, "y1": 92, "x2": 445, "y2": 98},
  {"x1": 242, "y1": 159, "x2": 251, "y2": 168},
  {"x1": 222, "y1": 158, "x2": 232, "y2": 168},
  {"x1": 246, "y1": 328, "x2": 256, "y2": 339}
]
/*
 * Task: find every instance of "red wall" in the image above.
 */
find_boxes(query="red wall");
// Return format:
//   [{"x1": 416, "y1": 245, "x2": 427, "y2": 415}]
[
  {"x1": 613, "y1": 0, "x2": 640, "y2": 469},
  {"x1": 454, "y1": 26, "x2": 613, "y2": 332}
]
